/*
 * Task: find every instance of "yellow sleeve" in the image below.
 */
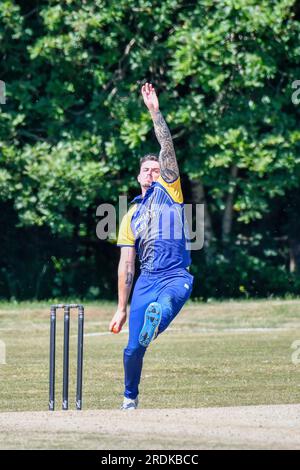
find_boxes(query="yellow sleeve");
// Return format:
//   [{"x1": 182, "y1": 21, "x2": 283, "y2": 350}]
[
  {"x1": 157, "y1": 175, "x2": 183, "y2": 204},
  {"x1": 117, "y1": 204, "x2": 136, "y2": 246}
]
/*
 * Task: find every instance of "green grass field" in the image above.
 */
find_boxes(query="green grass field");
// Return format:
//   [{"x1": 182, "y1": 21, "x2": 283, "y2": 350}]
[{"x1": 0, "y1": 298, "x2": 299, "y2": 412}]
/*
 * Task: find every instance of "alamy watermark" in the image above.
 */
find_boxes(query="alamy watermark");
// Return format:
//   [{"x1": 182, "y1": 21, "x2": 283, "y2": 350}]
[
  {"x1": 0, "y1": 80, "x2": 6, "y2": 104},
  {"x1": 0, "y1": 340, "x2": 6, "y2": 365},
  {"x1": 292, "y1": 80, "x2": 300, "y2": 105},
  {"x1": 291, "y1": 340, "x2": 300, "y2": 365},
  {"x1": 96, "y1": 197, "x2": 204, "y2": 251}
]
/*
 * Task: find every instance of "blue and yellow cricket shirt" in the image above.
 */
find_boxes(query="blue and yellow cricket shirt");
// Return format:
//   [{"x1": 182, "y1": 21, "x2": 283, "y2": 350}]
[{"x1": 117, "y1": 175, "x2": 191, "y2": 274}]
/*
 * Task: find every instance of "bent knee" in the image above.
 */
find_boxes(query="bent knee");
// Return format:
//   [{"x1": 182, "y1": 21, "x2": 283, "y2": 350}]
[{"x1": 124, "y1": 345, "x2": 146, "y2": 358}]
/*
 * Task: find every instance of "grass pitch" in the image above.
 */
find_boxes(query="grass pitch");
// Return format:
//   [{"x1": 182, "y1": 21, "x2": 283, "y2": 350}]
[{"x1": 0, "y1": 299, "x2": 299, "y2": 449}]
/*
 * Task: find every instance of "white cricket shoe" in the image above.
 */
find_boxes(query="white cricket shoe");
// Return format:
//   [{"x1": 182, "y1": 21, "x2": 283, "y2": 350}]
[{"x1": 121, "y1": 397, "x2": 139, "y2": 410}]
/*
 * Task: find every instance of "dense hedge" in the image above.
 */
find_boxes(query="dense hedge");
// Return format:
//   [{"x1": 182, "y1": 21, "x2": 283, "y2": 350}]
[{"x1": 1, "y1": 1, "x2": 300, "y2": 300}]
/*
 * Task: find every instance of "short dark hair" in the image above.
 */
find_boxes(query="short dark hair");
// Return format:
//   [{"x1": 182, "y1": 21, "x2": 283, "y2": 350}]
[{"x1": 139, "y1": 154, "x2": 159, "y2": 169}]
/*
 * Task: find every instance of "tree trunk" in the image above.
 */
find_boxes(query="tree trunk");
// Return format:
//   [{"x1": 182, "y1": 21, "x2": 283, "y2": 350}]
[
  {"x1": 222, "y1": 165, "x2": 238, "y2": 244},
  {"x1": 286, "y1": 190, "x2": 300, "y2": 273},
  {"x1": 289, "y1": 238, "x2": 300, "y2": 273},
  {"x1": 190, "y1": 178, "x2": 215, "y2": 263}
]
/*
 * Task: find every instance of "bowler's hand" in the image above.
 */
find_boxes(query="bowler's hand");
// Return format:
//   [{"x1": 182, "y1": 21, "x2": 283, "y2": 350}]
[
  {"x1": 109, "y1": 309, "x2": 127, "y2": 334},
  {"x1": 141, "y1": 82, "x2": 159, "y2": 112}
]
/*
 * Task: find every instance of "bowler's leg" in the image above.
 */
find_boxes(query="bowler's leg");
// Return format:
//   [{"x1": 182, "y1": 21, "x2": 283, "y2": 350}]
[
  {"x1": 156, "y1": 273, "x2": 193, "y2": 335},
  {"x1": 123, "y1": 277, "x2": 156, "y2": 399}
]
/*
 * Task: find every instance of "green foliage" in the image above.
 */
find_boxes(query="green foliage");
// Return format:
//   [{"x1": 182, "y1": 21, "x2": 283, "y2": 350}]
[{"x1": 1, "y1": 0, "x2": 300, "y2": 299}]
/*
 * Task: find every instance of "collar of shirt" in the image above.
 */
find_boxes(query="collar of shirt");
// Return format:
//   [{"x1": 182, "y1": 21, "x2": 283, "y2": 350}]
[
  {"x1": 130, "y1": 194, "x2": 143, "y2": 204},
  {"x1": 130, "y1": 181, "x2": 157, "y2": 204}
]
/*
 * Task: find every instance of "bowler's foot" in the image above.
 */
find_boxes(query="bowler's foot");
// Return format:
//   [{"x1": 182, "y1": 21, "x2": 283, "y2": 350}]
[
  {"x1": 139, "y1": 302, "x2": 162, "y2": 347},
  {"x1": 121, "y1": 397, "x2": 139, "y2": 410}
]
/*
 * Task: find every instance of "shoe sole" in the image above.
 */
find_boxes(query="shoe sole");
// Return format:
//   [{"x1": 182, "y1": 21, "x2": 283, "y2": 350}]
[{"x1": 139, "y1": 302, "x2": 162, "y2": 347}]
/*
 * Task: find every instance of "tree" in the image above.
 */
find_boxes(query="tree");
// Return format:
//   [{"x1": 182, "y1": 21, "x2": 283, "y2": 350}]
[{"x1": 1, "y1": 0, "x2": 300, "y2": 299}]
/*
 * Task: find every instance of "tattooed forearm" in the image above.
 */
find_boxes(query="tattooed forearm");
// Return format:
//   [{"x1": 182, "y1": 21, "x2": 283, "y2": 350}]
[
  {"x1": 151, "y1": 110, "x2": 179, "y2": 182},
  {"x1": 118, "y1": 247, "x2": 135, "y2": 311},
  {"x1": 125, "y1": 271, "x2": 133, "y2": 286},
  {"x1": 125, "y1": 262, "x2": 134, "y2": 286}
]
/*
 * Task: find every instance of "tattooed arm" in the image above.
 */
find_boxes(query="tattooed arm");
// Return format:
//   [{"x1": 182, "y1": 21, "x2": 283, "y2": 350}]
[
  {"x1": 109, "y1": 246, "x2": 135, "y2": 333},
  {"x1": 141, "y1": 82, "x2": 179, "y2": 182},
  {"x1": 151, "y1": 110, "x2": 179, "y2": 182}
]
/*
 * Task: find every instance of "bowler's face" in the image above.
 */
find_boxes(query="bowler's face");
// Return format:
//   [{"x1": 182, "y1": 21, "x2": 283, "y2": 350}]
[{"x1": 137, "y1": 161, "x2": 160, "y2": 191}]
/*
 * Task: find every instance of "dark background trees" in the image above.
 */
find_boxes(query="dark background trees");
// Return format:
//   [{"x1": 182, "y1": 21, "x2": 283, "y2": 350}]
[{"x1": 1, "y1": 0, "x2": 300, "y2": 300}]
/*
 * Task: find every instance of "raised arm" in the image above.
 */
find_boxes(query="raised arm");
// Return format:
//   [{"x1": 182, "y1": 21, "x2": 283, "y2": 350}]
[{"x1": 141, "y1": 82, "x2": 179, "y2": 182}]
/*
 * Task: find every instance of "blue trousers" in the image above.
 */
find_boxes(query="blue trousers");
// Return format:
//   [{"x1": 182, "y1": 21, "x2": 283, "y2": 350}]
[{"x1": 123, "y1": 268, "x2": 194, "y2": 399}]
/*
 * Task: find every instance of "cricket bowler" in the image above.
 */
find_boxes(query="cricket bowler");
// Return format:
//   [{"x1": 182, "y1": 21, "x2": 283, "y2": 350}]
[{"x1": 109, "y1": 82, "x2": 194, "y2": 409}]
